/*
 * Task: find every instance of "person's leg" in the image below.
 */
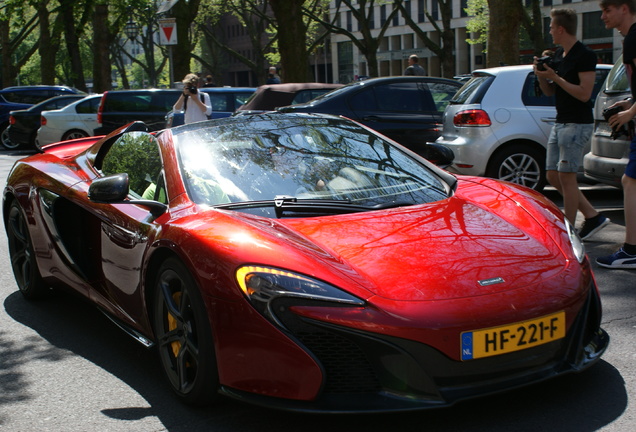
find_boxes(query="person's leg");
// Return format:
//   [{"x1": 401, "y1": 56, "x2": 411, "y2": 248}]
[
  {"x1": 596, "y1": 139, "x2": 636, "y2": 268},
  {"x1": 558, "y1": 171, "x2": 580, "y2": 224}
]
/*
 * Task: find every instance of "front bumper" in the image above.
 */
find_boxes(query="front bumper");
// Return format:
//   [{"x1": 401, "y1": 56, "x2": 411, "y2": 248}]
[{"x1": 222, "y1": 280, "x2": 608, "y2": 413}]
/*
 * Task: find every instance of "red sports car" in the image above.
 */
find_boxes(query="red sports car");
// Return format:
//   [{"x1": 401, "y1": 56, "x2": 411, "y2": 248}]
[{"x1": 3, "y1": 113, "x2": 608, "y2": 412}]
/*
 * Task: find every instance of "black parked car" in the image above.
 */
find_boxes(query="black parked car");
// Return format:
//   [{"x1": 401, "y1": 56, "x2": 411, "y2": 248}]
[
  {"x1": 95, "y1": 89, "x2": 181, "y2": 136},
  {"x1": 5, "y1": 94, "x2": 87, "y2": 150},
  {"x1": 277, "y1": 76, "x2": 462, "y2": 157},
  {"x1": 0, "y1": 85, "x2": 84, "y2": 148}
]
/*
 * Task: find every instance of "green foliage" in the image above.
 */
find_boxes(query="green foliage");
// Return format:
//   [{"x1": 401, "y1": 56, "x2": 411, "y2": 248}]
[{"x1": 465, "y1": 0, "x2": 488, "y2": 47}]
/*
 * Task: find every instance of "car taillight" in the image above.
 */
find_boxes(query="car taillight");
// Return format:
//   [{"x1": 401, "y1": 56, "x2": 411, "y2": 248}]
[
  {"x1": 40, "y1": 115, "x2": 47, "y2": 126},
  {"x1": 453, "y1": 109, "x2": 491, "y2": 126},
  {"x1": 9, "y1": 115, "x2": 15, "y2": 125},
  {"x1": 97, "y1": 92, "x2": 106, "y2": 124}
]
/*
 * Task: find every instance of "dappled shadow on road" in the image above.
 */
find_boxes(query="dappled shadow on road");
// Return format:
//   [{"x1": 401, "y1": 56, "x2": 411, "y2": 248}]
[{"x1": 3, "y1": 289, "x2": 628, "y2": 432}]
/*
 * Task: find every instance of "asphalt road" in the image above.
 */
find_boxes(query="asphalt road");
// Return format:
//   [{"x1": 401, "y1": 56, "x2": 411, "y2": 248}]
[{"x1": 0, "y1": 151, "x2": 634, "y2": 432}]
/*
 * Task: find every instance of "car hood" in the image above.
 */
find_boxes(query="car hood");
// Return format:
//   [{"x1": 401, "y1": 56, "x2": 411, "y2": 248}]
[{"x1": 267, "y1": 178, "x2": 568, "y2": 302}]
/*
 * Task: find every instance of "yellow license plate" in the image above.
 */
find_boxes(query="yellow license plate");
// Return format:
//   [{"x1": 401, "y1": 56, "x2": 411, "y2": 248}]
[{"x1": 461, "y1": 311, "x2": 565, "y2": 361}]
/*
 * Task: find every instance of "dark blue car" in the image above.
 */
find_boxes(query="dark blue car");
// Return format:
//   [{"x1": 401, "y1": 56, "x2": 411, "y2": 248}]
[
  {"x1": 0, "y1": 85, "x2": 84, "y2": 148},
  {"x1": 166, "y1": 87, "x2": 256, "y2": 127}
]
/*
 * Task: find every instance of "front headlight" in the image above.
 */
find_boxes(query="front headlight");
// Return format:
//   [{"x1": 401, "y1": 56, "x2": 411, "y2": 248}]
[
  {"x1": 236, "y1": 266, "x2": 364, "y2": 327},
  {"x1": 565, "y1": 219, "x2": 586, "y2": 263}
]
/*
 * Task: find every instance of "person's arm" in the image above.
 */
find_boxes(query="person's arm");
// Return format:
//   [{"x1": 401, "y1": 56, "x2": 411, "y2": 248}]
[
  {"x1": 189, "y1": 91, "x2": 210, "y2": 114},
  {"x1": 535, "y1": 62, "x2": 595, "y2": 102},
  {"x1": 173, "y1": 88, "x2": 189, "y2": 111},
  {"x1": 609, "y1": 59, "x2": 636, "y2": 129}
]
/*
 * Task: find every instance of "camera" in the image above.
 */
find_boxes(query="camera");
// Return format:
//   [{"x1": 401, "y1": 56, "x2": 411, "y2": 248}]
[
  {"x1": 186, "y1": 86, "x2": 198, "y2": 94},
  {"x1": 536, "y1": 55, "x2": 555, "y2": 71},
  {"x1": 602, "y1": 105, "x2": 634, "y2": 140}
]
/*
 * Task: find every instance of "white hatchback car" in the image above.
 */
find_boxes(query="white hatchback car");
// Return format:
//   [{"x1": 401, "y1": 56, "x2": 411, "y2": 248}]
[
  {"x1": 432, "y1": 64, "x2": 611, "y2": 191},
  {"x1": 36, "y1": 93, "x2": 102, "y2": 150}
]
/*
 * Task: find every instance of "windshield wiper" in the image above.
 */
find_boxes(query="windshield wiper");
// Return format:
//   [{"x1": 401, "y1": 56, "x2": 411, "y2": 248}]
[{"x1": 214, "y1": 195, "x2": 408, "y2": 217}]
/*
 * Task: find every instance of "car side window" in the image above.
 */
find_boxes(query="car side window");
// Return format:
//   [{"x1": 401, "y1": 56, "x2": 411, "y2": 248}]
[
  {"x1": 209, "y1": 94, "x2": 229, "y2": 111},
  {"x1": 522, "y1": 72, "x2": 555, "y2": 107},
  {"x1": 374, "y1": 82, "x2": 431, "y2": 113},
  {"x1": 349, "y1": 87, "x2": 378, "y2": 110},
  {"x1": 76, "y1": 97, "x2": 100, "y2": 114},
  {"x1": 99, "y1": 132, "x2": 164, "y2": 200},
  {"x1": 428, "y1": 82, "x2": 461, "y2": 113},
  {"x1": 3, "y1": 90, "x2": 51, "y2": 104}
]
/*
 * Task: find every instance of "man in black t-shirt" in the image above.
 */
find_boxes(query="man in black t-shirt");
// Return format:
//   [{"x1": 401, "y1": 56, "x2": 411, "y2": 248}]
[
  {"x1": 597, "y1": 0, "x2": 636, "y2": 269},
  {"x1": 535, "y1": 8, "x2": 609, "y2": 238}
]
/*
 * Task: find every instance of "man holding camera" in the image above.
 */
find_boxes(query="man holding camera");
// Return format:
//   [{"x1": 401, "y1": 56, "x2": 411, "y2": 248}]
[
  {"x1": 173, "y1": 73, "x2": 212, "y2": 124},
  {"x1": 535, "y1": 8, "x2": 609, "y2": 239},
  {"x1": 596, "y1": 0, "x2": 636, "y2": 269}
]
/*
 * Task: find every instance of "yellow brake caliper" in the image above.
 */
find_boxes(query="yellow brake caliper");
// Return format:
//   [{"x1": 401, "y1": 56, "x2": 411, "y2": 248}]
[{"x1": 168, "y1": 291, "x2": 182, "y2": 358}]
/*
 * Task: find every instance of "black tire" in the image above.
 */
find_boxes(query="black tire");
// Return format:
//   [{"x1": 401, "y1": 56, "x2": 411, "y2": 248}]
[
  {"x1": 62, "y1": 129, "x2": 89, "y2": 141},
  {"x1": 486, "y1": 144, "x2": 546, "y2": 191},
  {"x1": 6, "y1": 200, "x2": 47, "y2": 299},
  {"x1": 1, "y1": 126, "x2": 22, "y2": 150},
  {"x1": 152, "y1": 257, "x2": 220, "y2": 406}
]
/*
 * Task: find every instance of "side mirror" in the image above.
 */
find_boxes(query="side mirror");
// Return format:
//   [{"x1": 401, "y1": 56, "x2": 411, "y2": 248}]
[
  {"x1": 89, "y1": 174, "x2": 168, "y2": 217},
  {"x1": 426, "y1": 143, "x2": 455, "y2": 168},
  {"x1": 89, "y1": 173, "x2": 129, "y2": 202}
]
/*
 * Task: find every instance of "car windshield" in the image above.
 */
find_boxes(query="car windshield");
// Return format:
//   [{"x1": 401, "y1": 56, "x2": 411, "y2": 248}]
[
  {"x1": 172, "y1": 114, "x2": 451, "y2": 217},
  {"x1": 604, "y1": 55, "x2": 629, "y2": 94}
]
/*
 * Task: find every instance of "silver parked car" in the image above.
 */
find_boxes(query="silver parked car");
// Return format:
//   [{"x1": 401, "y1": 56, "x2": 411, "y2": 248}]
[
  {"x1": 584, "y1": 56, "x2": 630, "y2": 188},
  {"x1": 36, "y1": 93, "x2": 102, "y2": 150},
  {"x1": 432, "y1": 64, "x2": 611, "y2": 191}
]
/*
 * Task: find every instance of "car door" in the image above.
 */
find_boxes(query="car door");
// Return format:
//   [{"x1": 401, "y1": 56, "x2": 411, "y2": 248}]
[
  {"x1": 90, "y1": 131, "x2": 166, "y2": 325},
  {"x1": 347, "y1": 80, "x2": 457, "y2": 154},
  {"x1": 75, "y1": 96, "x2": 101, "y2": 133},
  {"x1": 520, "y1": 71, "x2": 556, "y2": 142}
]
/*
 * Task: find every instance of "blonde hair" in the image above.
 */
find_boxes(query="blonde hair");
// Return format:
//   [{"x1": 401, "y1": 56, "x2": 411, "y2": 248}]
[{"x1": 182, "y1": 73, "x2": 199, "y2": 86}]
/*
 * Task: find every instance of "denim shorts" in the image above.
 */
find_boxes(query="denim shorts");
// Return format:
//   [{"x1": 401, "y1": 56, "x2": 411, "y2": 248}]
[
  {"x1": 626, "y1": 137, "x2": 636, "y2": 179},
  {"x1": 546, "y1": 123, "x2": 593, "y2": 173}
]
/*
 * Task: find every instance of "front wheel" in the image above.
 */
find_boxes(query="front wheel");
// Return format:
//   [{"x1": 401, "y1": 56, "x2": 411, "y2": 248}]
[
  {"x1": 152, "y1": 257, "x2": 220, "y2": 406},
  {"x1": 486, "y1": 144, "x2": 546, "y2": 191},
  {"x1": 6, "y1": 200, "x2": 47, "y2": 299}
]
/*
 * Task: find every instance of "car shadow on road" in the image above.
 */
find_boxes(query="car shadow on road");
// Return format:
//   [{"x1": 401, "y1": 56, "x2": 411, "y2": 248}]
[{"x1": 2, "y1": 287, "x2": 628, "y2": 432}]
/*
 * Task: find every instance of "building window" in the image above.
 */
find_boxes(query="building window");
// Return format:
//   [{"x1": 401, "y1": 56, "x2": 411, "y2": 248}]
[
  {"x1": 380, "y1": 5, "x2": 386, "y2": 26},
  {"x1": 461, "y1": 0, "x2": 468, "y2": 18},
  {"x1": 583, "y1": 11, "x2": 613, "y2": 40},
  {"x1": 346, "y1": 10, "x2": 352, "y2": 32},
  {"x1": 417, "y1": 0, "x2": 425, "y2": 23}
]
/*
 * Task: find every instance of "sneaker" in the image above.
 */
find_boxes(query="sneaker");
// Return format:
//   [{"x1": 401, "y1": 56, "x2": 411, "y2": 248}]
[
  {"x1": 596, "y1": 248, "x2": 636, "y2": 269},
  {"x1": 578, "y1": 214, "x2": 610, "y2": 240}
]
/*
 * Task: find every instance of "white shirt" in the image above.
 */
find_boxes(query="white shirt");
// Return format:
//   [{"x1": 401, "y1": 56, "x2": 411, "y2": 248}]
[{"x1": 181, "y1": 91, "x2": 212, "y2": 124}]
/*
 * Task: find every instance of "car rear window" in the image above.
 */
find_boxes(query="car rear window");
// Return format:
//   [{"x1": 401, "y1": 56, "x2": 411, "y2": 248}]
[
  {"x1": 450, "y1": 75, "x2": 494, "y2": 104},
  {"x1": 2, "y1": 90, "x2": 56, "y2": 104}
]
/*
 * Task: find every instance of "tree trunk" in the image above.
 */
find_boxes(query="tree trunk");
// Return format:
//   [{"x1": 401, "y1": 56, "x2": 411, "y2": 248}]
[
  {"x1": 60, "y1": 0, "x2": 88, "y2": 91},
  {"x1": 92, "y1": 4, "x2": 112, "y2": 93},
  {"x1": 37, "y1": 2, "x2": 58, "y2": 85},
  {"x1": 486, "y1": 0, "x2": 522, "y2": 67},
  {"x1": 171, "y1": 0, "x2": 202, "y2": 84},
  {"x1": 268, "y1": 0, "x2": 310, "y2": 83}
]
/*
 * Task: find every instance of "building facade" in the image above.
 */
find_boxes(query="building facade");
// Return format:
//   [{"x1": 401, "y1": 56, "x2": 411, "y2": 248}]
[{"x1": 328, "y1": 0, "x2": 619, "y2": 83}]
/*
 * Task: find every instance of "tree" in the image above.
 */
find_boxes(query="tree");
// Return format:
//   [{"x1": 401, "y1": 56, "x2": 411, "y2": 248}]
[
  {"x1": 305, "y1": 0, "x2": 399, "y2": 79},
  {"x1": 268, "y1": 0, "x2": 310, "y2": 82},
  {"x1": 171, "y1": 0, "x2": 202, "y2": 81},
  {"x1": 0, "y1": 2, "x2": 40, "y2": 87},
  {"x1": 395, "y1": 0, "x2": 456, "y2": 78},
  {"x1": 197, "y1": 0, "x2": 276, "y2": 85},
  {"x1": 467, "y1": 0, "x2": 546, "y2": 66}
]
